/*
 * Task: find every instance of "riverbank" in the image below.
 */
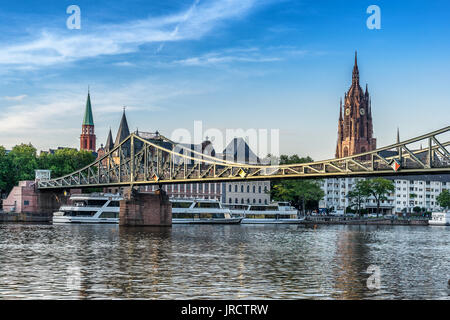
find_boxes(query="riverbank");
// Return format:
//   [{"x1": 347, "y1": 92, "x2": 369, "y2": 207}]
[
  {"x1": 302, "y1": 216, "x2": 429, "y2": 226},
  {"x1": 0, "y1": 212, "x2": 51, "y2": 223}
]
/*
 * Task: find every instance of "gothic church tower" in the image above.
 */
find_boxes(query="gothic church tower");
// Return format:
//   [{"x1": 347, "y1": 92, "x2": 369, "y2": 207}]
[
  {"x1": 80, "y1": 90, "x2": 96, "y2": 152},
  {"x1": 336, "y1": 52, "x2": 376, "y2": 158}
]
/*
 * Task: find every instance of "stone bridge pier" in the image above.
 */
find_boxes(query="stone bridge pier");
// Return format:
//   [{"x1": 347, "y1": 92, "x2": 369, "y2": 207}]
[{"x1": 119, "y1": 188, "x2": 172, "y2": 227}]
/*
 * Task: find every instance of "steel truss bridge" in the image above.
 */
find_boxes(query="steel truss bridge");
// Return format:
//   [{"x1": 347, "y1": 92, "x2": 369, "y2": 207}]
[{"x1": 37, "y1": 126, "x2": 450, "y2": 190}]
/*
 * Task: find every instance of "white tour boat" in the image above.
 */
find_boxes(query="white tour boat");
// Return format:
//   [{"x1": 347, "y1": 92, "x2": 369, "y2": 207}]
[
  {"x1": 52, "y1": 193, "x2": 122, "y2": 224},
  {"x1": 170, "y1": 198, "x2": 242, "y2": 224},
  {"x1": 227, "y1": 202, "x2": 304, "y2": 224},
  {"x1": 428, "y1": 211, "x2": 450, "y2": 226}
]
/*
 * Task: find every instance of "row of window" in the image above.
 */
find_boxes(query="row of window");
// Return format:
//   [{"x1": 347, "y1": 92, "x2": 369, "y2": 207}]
[
  {"x1": 228, "y1": 184, "x2": 268, "y2": 193},
  {"x1": 228, "y1": 198, "x2": 268, "y2": 205}
]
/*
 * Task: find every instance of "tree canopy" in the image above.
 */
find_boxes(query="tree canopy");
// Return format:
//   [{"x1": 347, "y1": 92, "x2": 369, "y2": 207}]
[
  {"x1": 358, "y1": 178, "x2": 395, "y2": 216},
  {"x1": 436, "y1": 189, "x2": 450, "y2": 209},
  {"x1": 270, "y1": 154, "x2": 324, "y2": 213},
  {"x1": 0, "y1": 144, "x2": 95, "y2": 196}
]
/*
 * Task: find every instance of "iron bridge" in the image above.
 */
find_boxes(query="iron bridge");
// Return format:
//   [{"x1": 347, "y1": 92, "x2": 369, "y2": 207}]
[{"x1": 37, "y1": 126, "x2": 450, "y2": 190}]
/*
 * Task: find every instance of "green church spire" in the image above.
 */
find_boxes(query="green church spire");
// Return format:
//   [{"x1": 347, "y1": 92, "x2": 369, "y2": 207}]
[{"x1": 83, "y1": 91, "x2": 94, "y2": 126}]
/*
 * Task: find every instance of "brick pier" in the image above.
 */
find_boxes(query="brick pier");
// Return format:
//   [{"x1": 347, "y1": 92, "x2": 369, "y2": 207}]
[{"x1": 119, "y1": 188, "x2": 172, "y2": 227}]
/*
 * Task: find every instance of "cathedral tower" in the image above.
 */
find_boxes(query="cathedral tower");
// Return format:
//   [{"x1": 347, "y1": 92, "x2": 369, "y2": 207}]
[
  {"x1": 335, "y1": 52, "x2": 376, "y2": 158},
  {"x1": 80, "y1": 90, "x2": 96, "y2": 152}
]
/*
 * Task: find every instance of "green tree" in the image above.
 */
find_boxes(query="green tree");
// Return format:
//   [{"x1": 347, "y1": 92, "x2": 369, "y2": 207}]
[
  {"x1": 347, "y1": 180, "x2": 367, "y2": 216},
  {"x1": 0, "y1": 146, "x2": 14, "y2": 196},
  {"x1": 9, "y1": 143, "x2": 39, "y2": 185},
  {"x1": 436, "y1": 189, "x2": 450, "y2": 209},
  {"x1": 39, "y1": 148, "x2": 95, "y2": 178},
  {"x1": 359, "y1": 178, "x2": 395, "y2": 217},
  {"x1": 270, "y1": 155, "x2": 324, "y2": 214}
]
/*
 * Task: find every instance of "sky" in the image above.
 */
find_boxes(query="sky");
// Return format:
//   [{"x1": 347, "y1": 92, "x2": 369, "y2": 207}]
[{"x1": 0, "y1": 0, "x2": 449, "y2": 160}]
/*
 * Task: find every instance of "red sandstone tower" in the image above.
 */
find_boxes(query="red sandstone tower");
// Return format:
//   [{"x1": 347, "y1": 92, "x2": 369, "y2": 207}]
[
  {"x1": 335, "y1": 52, "x2": 376, "y2": 158},
  {"x1": 80, "y1": 91, "x2": 96, "y2": 152}
]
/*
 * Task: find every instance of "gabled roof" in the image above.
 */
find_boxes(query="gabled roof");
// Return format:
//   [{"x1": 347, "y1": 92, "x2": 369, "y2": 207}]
[{"x1": 83, "y1": 92, "x2": 94, "y2": 126}]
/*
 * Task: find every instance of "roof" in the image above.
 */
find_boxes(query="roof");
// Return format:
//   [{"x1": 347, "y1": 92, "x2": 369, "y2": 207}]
[
  {"x1": 114, "y1": 110, "x2": 130, "y2": 148},
  {"x1": 105, "y1": 129, "x2": 114, "y2": 151},
  {"x1": 83, "y1": 93, "x2": 94, "y2": 126},
  {"x1": 222, "y1": 137, "x2": 259, "y2": 164}
]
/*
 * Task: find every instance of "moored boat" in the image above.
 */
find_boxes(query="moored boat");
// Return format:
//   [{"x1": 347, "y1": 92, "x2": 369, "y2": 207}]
[
  {"x1": 170, "y1": 198, "x2": 242, "y2": 224},
  {"x1": 227, "y1": 202, "x2": 304, "y2": 224},
  {"x1": 428, "y1": 211, "x2": 450, "y2": 226},
  {"x1": 52, "y1": 193, "x2": 122, "y2": 224}
]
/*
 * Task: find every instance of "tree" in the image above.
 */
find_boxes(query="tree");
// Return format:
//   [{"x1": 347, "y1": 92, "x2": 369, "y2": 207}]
[
  {"x1": 437, "y1": 189, "x2": 450, "y2": 209},
  {"x1": 8, "y1": 143, "x2": 39, "y2": 187},
  {"x1": 0, "y1": 146, "x2": 14, "y2": 196},
  {"x1": 270, "y1": 155, "x2": 324, "y2": 214},
  {"x1": 39, "y1": 148, "x2": 95, "y2": 178},
  {"x1": 271, "y1": 179, "x2": 324, "y2": 215},
  {"x1": 359, "y1": 178, "x2": 395, "y2": 217},
  {"x1": 347, "y1": 180, "x2": 367, "y2": 216},
  {"x1": 413, "y1": 206, "x2": 422, "y2": 214},
  {"x1": 0, "y1": 144, "x2": 95, "y2": 196}
]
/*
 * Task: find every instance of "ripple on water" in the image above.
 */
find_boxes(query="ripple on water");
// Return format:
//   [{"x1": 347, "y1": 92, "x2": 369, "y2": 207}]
[{"x1": 0, "y1": 223, "x2": 448, "y2": 299}]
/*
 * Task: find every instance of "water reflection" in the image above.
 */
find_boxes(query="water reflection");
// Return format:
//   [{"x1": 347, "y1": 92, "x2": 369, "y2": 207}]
[{"x1": 0, "y1": 223, "x2": 448, "y2": 299}]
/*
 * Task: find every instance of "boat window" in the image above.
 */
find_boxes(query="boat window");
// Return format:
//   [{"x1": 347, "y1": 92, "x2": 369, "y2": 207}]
[
  {"x1": 107, "y1": 201, "x2": 120, "y2": 207},
  {"x1": 86, "y1": 200, "x2": 107, "y2": 207},
  {"x1": 250, "y1": 206, "x2": 266, "y2": 211},
  {"x1": 194, "y1": 202, "x2": 220, "y2": 208},
  {"x1": 99, "y1": 212, "x2": 119, "y2": 218},
  {"x1": 67, "y1": 211, "x2": 97, "y2": 217},
  {"x1": 171, "y1": 201, "x2": 192, "y2": 208}
]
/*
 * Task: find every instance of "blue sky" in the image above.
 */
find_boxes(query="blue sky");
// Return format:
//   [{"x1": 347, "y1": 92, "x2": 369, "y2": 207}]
[{"x1": 0, "y1": 0, "x2": 449, "y2": 160}]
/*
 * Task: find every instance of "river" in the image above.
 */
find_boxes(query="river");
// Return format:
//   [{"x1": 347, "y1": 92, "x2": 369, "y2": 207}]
[{"x1": 0, "y1": 223, "x2": 448, "y2": 299}]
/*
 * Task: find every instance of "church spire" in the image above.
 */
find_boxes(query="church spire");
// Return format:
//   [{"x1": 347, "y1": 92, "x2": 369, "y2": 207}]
[
  {"x1": 80, "y1": 89, "x2": 96, "y2": 152},
  {"x1": 339, "y1": 98, "x2": 343, "y2": 120},
  {"x1": 105, "y1": 128, "x2": 114, "y2": 151},
  {"x1": 83, "y1": 91, "x2": 94, "y2": 126},
  {"x1": 352, "y1": 51, "x2": 359, "y2": 86},
  {"x1": 114, "y1": 108, "x2": 130, "y2": 149}
]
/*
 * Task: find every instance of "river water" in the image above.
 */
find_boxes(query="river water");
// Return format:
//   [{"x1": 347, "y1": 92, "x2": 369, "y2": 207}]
[{"x1": 0, "y1": 223, "x2": 448, "y2": 299}]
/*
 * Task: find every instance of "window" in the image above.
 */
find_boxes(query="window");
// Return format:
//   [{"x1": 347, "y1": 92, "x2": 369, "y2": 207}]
[
  {"x1": 229, "y1": 185, "x2": 231, "y2": 192},
  {"x1": 24, "y1": 200, "x2": 29, "y2": 206}
]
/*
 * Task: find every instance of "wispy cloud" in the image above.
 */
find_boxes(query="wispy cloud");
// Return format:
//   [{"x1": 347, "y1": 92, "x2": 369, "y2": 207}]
[
  {"x1": 0, "y1": 76, "x2": 213, "y2": 149},
  {"x1": 3, "y1": 95, "x2": 27, "y2": 101},
  {"x1": 112, "y1": 61, "x2": 135, "y2": 67},
  {"x1": 0, "y1": 0, "x2": 261, "y2": 69},
  {"x1": 172, "y1": 46, "x2": 311, "y2": 66},
  {"x1": 175, "y1": 54, "x2": 281, "y2": 66}
]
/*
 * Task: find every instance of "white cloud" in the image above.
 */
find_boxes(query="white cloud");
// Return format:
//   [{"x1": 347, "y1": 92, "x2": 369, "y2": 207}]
[
  {"x1": 0, "y1": 0, "x2": 260, "y2": 69},
  {"x1": 3, "y1": 95, "x2": 27, "y2": 101},
  {"x1": 113, "y1": 61, "x2": 135, "y2": 67},
  {"x1": 0, "y1": 77, "x2": 214, "y2": 150}
]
